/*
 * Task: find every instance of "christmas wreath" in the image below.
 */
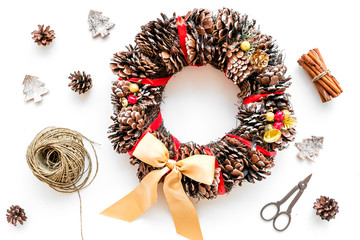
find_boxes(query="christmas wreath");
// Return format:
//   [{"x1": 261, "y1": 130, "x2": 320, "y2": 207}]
[
  {"x1": 104, "y1": 8, "x2": 297, "y2": 239},
  {"x1": 108, "y1": 8, "x2": 296, "y2": 199}
]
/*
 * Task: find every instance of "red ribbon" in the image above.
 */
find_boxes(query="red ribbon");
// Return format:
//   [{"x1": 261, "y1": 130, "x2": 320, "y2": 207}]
[
  {"x1": 224, "y1": 135, "x2": 277, "y2": 157},
  {"x1": 204, "y1": 147, "x2": 226, "y2": 195},
  {"x1": 176, "y1": 16, "x2": 188, "y2": 63},
  {"x1": 243, "y1": 92, "x2": 284, "y2": 105},
  {"x1": 171, "y1": 134, "x2": 181, "y2": 161},
  {"x1": 128, "y1": 111, "x2": 163, "y2": 156},
  {"x1": 120, "y1": 77, "x2": 172, "y2": 87}
]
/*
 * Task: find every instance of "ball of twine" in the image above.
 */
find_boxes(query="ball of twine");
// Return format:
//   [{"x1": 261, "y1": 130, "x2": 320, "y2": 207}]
[{"x1": 26, "y1": 127, "x2": 98, "y2": 239}]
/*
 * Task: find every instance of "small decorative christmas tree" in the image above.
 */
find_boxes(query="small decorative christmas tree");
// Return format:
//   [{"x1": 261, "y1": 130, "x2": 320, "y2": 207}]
[
  {"x1": 88, "y1": 10, "x2": 115, "y2": 38},
  {"x1": 23, "y1": 75, "x2": 49, "y2": 103}
]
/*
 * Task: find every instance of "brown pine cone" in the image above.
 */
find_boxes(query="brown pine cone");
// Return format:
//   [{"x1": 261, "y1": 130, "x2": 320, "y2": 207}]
[
  {"x1": 110, "y1": 45, "x2": 167, "y2": 79},
  {"x1": 226, "y1": 49, "x2": 254, "y2": 84},
  {"x1": 135, "y1": 13, "x2": 187, "y2": 74},
  {"x1": 6, "y1": 205, "x2": 27, "y2": 226},
  {"x1": 313, "y1": 196, "x2": 339, "y2": 221},
  {"x1": 236, "y1": 102, "x2": 266, "y2": 138},
  {"x1": 108, "y1": 105, "x2": 146, "y2": 153},
  {"x1": 31, "y1": 25, "x2": 55, "y2": 46},
  {"x1": 185, "y1": 8, "x2": 215, "y2": 65},
  {"x1": 179, "y1": 142, "x2": 218, "y2": 199},
  {"x1": 254, "y1": 65, "x2": 291, "y2": 95},
  {"x1": 257, "y1": 34, "x2": 282, "y2": 66},
  {"x1": 68, "y1": 71, "x2": 93, "y2": 94},
  {"x1": 237, "y1": 79, "x2": 251, "y2": 99},
  {"x1": 118, "y1": 106, "x2": 146, "y2": 131}
]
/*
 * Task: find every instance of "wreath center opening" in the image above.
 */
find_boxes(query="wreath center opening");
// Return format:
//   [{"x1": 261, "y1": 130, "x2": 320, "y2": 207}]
[{"x1": 161, "y1": 65, "x2": 239, "y2": 145}]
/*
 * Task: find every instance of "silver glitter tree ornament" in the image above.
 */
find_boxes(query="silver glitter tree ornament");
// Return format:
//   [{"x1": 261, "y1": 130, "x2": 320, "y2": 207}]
[
  {"x1": 23, "y1": 75, "x2": 48, "y2": 103},
  {"x1": 88, "y1": 10, "x2": 115, "y2": 38},
  {"x1": 295, "y1": 136, "x2": 324, "y2": 161}
]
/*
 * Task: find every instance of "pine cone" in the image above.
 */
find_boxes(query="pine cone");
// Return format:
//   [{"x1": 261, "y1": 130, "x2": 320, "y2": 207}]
[
  {"x1": 6, "y1": 205, "x2": 27, "y2": 226},
  {"x1": 313, "y1": 196, "x2": 339, "y2": 221},
  {"x1": 31, "y1": 25, "x2": 55, "y2": 46},
  {"x1": 226, "y1": 49, "x2": 254, "y2": 84},
  {"x1": 184, "y1": 8, "x2": 216, "y2": 65},
  {"x1": 68, "y1": 71, "x2": 93, "y2": 94},
  {"x1": 236, "y1": 102, "x2": 266, "y2": 138},
  {"x1": 210, "y1": 138, "x2": 246, "y2": 190},
  {"x1": 237, "y1": 79, "x2": 251, "y2": 99},
  {"x1": 179, "y1": 142, "x2": 218, "y2": 199},
  {"x1": 108, "y1": 105, "x2": 146, "y2": 153},
  {"x1": 257, "y1": 34, "x2": 282, "y2": 66},
  {"x1": 255, "y1": 65, "x2": 291, "y2": 94},
  {"x1": 135, "y1": 13, "x2": 187, "y2": 74},
  {"x1": 110, "y1": 45, "x2": 168, "y2": 79}
]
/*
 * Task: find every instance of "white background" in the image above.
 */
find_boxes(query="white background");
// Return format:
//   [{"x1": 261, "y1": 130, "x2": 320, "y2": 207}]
[{"x1": 1, "y1": 0, "x2": 359, "y2": 239}]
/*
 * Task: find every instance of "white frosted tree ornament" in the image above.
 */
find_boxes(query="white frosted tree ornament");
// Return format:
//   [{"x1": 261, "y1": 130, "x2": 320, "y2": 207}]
[
  {"x1": 88, "y1": 10, "x2": 115, "y2": 38},
  {"x1": 23, "y1": 75, "x2": 49, "y2": 103}
]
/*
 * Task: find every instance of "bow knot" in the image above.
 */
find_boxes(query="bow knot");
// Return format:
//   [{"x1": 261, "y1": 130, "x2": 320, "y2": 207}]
[
  {"x1": 101, "y1": 133, "x2": 215, "y2": 240},
  {"x1": 165, "y1": 159, "x2": 177, "y2": 170}
]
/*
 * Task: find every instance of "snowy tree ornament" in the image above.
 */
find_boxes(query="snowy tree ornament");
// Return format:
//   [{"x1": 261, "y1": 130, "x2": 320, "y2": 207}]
[
  {"x1": 23, "y1": 75, "x2": 48, "y2": 103},
  {"x1": 88, "y1": 10, "x2": 115, "y2": 38}
]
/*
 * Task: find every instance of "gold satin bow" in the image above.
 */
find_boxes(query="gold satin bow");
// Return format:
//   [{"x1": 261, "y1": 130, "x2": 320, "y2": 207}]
[{"x1": 101, "y1": 133, "x2": 215, "y2": 240}]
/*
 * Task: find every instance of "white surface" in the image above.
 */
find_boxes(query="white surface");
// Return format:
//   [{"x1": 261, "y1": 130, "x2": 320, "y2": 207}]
[{"x1": 0, "y1": 0, "x2": 359, "y2": 239}]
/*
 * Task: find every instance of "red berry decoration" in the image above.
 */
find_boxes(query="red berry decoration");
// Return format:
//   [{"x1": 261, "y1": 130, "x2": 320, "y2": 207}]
[
  {"x1": 273, "y1": 121, "x2": 284, "y2": 130},
  {"x1": 275, "y1": 111, "x2": 285, "y2": 121},
  {"x1": 128, "y1": 94, "x2": 138, "y2": 104}
]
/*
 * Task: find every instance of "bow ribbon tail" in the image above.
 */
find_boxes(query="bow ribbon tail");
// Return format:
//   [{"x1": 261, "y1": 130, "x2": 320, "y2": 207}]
[
  {"x1": 163, "y1": 169, "x2": 203, "y2": 240},
  {"x1": 100, "y1": 167, "x2": 169, "y2": 222}
]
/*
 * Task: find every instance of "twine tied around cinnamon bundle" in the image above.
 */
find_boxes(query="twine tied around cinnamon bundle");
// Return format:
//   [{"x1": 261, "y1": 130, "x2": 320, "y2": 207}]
[{"x1": 26, "y1": 127, "x2": 99, "y2": 240}]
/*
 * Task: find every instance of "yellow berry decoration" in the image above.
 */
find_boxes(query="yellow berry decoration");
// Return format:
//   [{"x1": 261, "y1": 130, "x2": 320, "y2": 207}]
[
  {"x1": 129, "y1": 83, "x2": 139, "y2": 93},
  {"x1": 266, "y1": 112, "x2": 275, "y2": 122},
  {"x1": 240, "y1": 41, "x2": 251, "y2": 51},
  {"x1": 121, "y1": 98, "x2": 129, "y2": 107}
]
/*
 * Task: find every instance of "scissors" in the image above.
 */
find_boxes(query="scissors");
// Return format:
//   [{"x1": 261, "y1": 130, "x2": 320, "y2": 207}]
[{"x1": 260, "y1": 174, "x2": 312, "y2": 232}]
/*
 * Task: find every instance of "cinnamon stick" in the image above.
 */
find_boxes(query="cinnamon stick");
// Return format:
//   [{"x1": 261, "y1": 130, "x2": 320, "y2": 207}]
[{"x1": 298, "y1": 48, "x2": 343, "y2": 103}]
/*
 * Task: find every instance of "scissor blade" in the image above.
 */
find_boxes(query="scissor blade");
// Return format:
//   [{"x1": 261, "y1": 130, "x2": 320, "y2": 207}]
[{"x1": 302, "y1": 174, "x2": 312, "y2": 184}]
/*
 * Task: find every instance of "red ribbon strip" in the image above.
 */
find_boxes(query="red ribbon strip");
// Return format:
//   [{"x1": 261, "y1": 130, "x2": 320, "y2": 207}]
[
  {"x1": 224, "y1": 135, "x2": 277, "y2": 157},
  {"x1": 243, "y1": 92, "x2": 284, "y2": 105},
  {"x1": 204, "y1": 147, "x2": 226, "y2": 195},
  {"x1": 171, "y1": 134, "x2": 181, "y2": 161},
  {"x1": 128, "y1": 111, "x2": 163, "y2": 156},
  {"x1": 176, "y1": 16, "x2": 188, "y2": 63},
  {"x1": 120, "y1": 77, "x2": 172, "y2": 87}
]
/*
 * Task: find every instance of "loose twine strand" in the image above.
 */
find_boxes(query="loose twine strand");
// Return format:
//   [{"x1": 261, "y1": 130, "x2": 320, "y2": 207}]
[
  {"x1": 26, "y1": 127, "x2": 99, "y2": 240},
  {"x1": 311, "y1": 49, "x2": 331, "y2": 82}
]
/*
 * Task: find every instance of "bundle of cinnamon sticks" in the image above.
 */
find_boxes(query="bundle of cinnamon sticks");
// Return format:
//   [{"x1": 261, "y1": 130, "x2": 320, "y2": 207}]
[{"x1": 298, "y1": 48, "x2": 343, "y2": 102}]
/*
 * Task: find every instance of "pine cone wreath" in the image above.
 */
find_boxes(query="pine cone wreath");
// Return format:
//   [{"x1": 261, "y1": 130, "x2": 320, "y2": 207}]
[
  {"x1": 107, "y1": 8, "x2": 296, "y2": 202},
  {"x1": 68, "y1": 71, "x2": 93, "y2": 94},
  {"x1": 6, "y1": 205, "x2": 27, "y2": 226},
  {"x1": 31, "y1": 25, "x2": 55, "y2": 46},
  {"x1": 313, "y1": 196, "x2": 339, "y2": 221}
]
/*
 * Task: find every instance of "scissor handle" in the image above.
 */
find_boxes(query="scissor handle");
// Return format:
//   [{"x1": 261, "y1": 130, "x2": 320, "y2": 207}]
[
  {"x1": 260, "y1": 202, "x2": 280, "y2": 221},
  {"x1": 273, "y1": 211, "x2": 291, "y2": 232}
]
